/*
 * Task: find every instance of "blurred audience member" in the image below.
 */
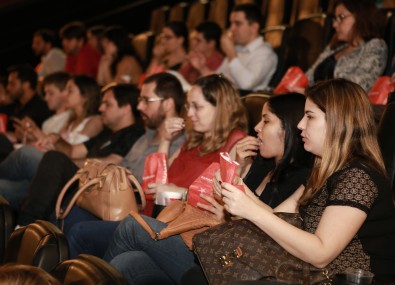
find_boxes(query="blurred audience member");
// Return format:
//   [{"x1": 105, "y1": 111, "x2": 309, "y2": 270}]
[
  {"x1": 306, "y1": 0, "x2": 387, "y2": 91},
  {"x1": 196, "y1": 4, "x2": 277, "y2": 91},
  {"x1": 146, "y1": 21, "x2": 188, "y2": 75},
  {"x1": 0, "y1": 264, "x2": 60, "y2": 285},
  {"x1": 87, "y1": 24, "x2": 106, "y2": 54},
  {"x1": 97, "y1": 26, "x2": 142, "y2": 86},
  {"x1": 60, "y1": 21, "x2": 101, "y2": 78},
  {"x1": 179, "y1": 21, "x2": 224, "y2": 84},
  {"x1": 32, "y1": 29, "x2": 66, "y2": 81}
]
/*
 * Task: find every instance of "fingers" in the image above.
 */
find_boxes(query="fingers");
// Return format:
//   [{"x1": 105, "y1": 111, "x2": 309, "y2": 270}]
[
  {"x1": 165, "y1": 117, "x2": 185, "y2": 135},
  {"x1": 235, "y1": 136, "x2": 259, "y2": 162}
]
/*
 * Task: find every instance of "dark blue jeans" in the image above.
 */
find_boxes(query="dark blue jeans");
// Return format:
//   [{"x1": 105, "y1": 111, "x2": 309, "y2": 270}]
[
  {"x1": 50, "y1": 205, "x2": 120, "y2": 259},
  {"x1": 104, "y1": 215, "x2": 196, "y2": 285}
]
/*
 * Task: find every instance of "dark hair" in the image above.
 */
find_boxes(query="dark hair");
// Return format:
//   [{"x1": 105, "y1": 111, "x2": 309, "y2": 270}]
[
  {"x1": 165, "y1": 21, "x2": 189, "y2": 50},
  {"x1": 265, "y1": 93, "x2": 313, "y2": 205},
  {"x1": 103, "y1": 26, "x2": 141, "y2": 77},
  {"x1": 87, "y1": 24, "x2": 106, "y2": 53},
  {"x1": 34, "y1": 29, "x2": 59, "y2": 47},
  {"x1": 195, "y1": 21, "x2": 222, "y2": 50},
  {"x1": 331, "y1": 0, "x2": 384, "y2": 46},
  {"x1": 102, "y1": 83, "x2": 140, "y2": 119},
  {"x1": 143, "y1": 72, "x2": 185, "y2": 114},
  {"x1": 71, "y1": 75, "x2": 100, "y2": 117},
  {"x1": 43, "y1": 71, "x2": 70, "y2": 91},
  {"x1": 60, "y1": 21, "x2": 87, "y2": 41},
  {"x1": 232, "y1": 3, "x2": 263, "y2": 29},
  {"x1": 7, "y1": 64, "x2": 38, "y2": 90}
]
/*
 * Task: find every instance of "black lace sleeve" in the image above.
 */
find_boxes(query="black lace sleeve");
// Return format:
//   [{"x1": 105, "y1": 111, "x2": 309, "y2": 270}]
[{"x1": 327, "y1": 167, "x2": 378, "y2": 213}]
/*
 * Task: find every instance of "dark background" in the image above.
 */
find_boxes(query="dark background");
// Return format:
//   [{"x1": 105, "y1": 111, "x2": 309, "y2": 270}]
[{"x1": 0, "y1": 0, "x2": 183, "y2": 78}]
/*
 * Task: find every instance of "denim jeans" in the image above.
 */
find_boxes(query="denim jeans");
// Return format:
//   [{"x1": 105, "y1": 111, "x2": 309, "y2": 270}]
[
  {"x1": 0, "y1": 146, "x2": 44, "y2": 209},
  {"x1": 104, "y1": 215, "x2": 197, "y2": 285},
  {"x1": 67, "y1": 218, "x2": 120, "y2": 259}
]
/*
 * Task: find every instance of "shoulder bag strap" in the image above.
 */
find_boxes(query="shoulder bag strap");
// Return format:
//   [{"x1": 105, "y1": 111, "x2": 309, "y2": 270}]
[
  {"x1": 127, "y1": 174, "x2": 146, "y2": 210},
  {"x1": 129, "y1": 211, "x2": 157, "y2": 240},
  {"x1": 55, "y1": 176, "x2": 101, "y2": 220}
]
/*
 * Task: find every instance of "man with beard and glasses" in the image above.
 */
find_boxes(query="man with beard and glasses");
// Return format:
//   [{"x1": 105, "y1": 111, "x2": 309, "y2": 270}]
[
  {"x1": 62, "y1": 72, "x2": 186, "y2": 259},
  {"x1": 119, "y1": 72, "x2": 186, "y2": 182}
]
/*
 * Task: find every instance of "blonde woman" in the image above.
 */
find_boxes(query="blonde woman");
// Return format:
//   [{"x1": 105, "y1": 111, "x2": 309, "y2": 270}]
[{"x1": 104, "y1": 74, "x2": 248, "y2": 285}]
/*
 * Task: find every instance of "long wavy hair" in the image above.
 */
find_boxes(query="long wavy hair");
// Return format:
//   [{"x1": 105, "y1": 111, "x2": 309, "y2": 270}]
[
  {"x1": 186, "y1": 74, "x2": 248, "y2": 155},
  {"x1": 299, "y1": 78, "x2": 386, "y2": 204}
]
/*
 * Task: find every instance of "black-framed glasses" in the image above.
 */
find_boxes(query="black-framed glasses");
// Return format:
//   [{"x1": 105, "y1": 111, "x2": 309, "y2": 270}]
[
  {"x1": 332, "y1": 13, "x2": 352, "y2": 23},
  {"x1": 137, "y1": 96, "x2": 165, "y2": 104}
]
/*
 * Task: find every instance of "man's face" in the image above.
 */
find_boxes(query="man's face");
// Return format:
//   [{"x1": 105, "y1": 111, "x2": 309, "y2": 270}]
[
  {"x1": 137, "y1": 82, "x2": 165, "y2": 129},
  {"x1": 6, "y1": 72, "x2": 24, "y2": 100},
  {"x1": 62, "y1": 38, "x2": 80, "y2": 55},
  {"x1": 32, "y1": 35, "x2": 46, "y2": 56},
  {"x1": 43, "y1": 83, "x2": 67, "y2": 112},
  {"x1": 229, "y1": 11, "x2": 257, "y2": 46},
  {"x1": 190, "y1": 31, "x2": 212, "y2": 56},
  {"x1": 99, "y1": 90, "x2": 129, "y2": 130}
]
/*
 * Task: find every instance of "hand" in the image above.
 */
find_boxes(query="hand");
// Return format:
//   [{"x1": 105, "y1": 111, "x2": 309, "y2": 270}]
[
  {"x1": 235, "y1": 136, "x2": 259, "y2": 167},
  {"x1": 197, "y1": 194, "x2": 227, "y2": 222},
  {"x1": 36, "y1": 133, "x2": 60, "y2": 151},
  {"x1": 221, "y1": 182, "x2": 255, "y2": 218},
  {"x1": 286, "y1": 86, "x2": 305, "y2": 94},
  {"x1": 152, "y1": 43, "x2": 166, "y2": 59},
  {"x1": 220, "y1": 33, "x2": 236, "y2": 60},
  {"x1": 162, "y1": 117, "x2": 185, "y2": 142},
  {"x1": 189, "y1": 51, "x2": 207, "y2": 72},
  {"x1": 212, "y1": 170, "x2": 222, "y2": 198}
]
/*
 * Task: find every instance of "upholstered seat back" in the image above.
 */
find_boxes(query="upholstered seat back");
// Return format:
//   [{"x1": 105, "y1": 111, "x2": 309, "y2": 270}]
[
  {"x1": 3, "y1": 220, "x2": 68, "y2": 272},
  {"x1": 51, "y1": 254, "x2": 129, "y2": 285}
]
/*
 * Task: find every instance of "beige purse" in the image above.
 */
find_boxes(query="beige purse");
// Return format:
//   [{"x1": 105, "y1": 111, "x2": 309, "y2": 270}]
[{"x1": 56, "y1": 159, "x2": 146, "y2": 221}]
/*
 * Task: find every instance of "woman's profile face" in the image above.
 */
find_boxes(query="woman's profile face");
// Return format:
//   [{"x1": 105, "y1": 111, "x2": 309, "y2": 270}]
[
  {"x1": 65, "y1": 80, "x2": 85, "y2": 110},
  {"x1": 161, "y1": 27, "x2": 183, "y2": 53},
  {"x1": 254, "y1": 103, "x2": 285, "y2": 163},
  {"x1": 185, "y1": 85, "x2": 216, "y2": 136},
  {"x1": 333, "y1": 4, "x2": 355, "y2": 42},
  {"x1": 297, "y1": 98, "x2": 326, "y2": 157}
]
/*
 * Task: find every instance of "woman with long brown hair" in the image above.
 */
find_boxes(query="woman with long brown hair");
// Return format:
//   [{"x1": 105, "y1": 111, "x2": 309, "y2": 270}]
[{"x1": 218, "y1": 78, "x2": 395, "y2": 283}]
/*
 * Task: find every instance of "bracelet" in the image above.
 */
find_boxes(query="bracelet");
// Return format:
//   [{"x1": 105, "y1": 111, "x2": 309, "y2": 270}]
[{"x1": 182, "y1": 188, "x2": 189, "y2": 202}]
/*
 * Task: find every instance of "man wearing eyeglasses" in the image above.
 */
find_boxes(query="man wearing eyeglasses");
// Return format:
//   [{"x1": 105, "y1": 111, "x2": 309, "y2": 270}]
[
  {"x1": 120, "y1": 72, "x2": 186, "y2": 183},
  {"x1": 61, "y1": 72, "x2": 186, "y2": 259}
]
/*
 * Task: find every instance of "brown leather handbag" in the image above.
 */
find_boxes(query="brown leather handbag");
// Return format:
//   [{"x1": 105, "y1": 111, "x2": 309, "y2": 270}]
[
  {"x1": 193, "y1": 213, "x2": 331, "y2": 285},
  {"x1": 56, "y1": 159, "x2": 146, "y2": 221},
  {"x1": 129, "y1": 200, "x2": 221, "y2": 249}
]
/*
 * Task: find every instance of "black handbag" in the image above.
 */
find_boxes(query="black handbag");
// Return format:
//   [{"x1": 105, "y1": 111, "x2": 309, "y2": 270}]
[{"x1": 192, "y1": 213, "x2": 331, "y2": 285}]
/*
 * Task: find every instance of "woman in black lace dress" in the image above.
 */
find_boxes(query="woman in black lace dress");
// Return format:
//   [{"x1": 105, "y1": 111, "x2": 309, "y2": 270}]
[{"x1": 219, "y1": 78, "x2": 395, "y2": 283}]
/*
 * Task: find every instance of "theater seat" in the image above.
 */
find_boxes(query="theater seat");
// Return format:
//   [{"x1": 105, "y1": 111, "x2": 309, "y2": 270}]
[
  {"x1": 241, "y1": 93, "x2": 272, "y2": 136},
  {"x1": 378, "y1": 101, "x2": 395, "y2": 196},
  {"x1": 51, "y1": 254, "x2": 129, "y2": 285},
  {"x1": 3, "y1": 220, "x2": 68, "y2": 272},
  {"x1": 0, "y1": 196, "x2": 15, "y2": 263}
]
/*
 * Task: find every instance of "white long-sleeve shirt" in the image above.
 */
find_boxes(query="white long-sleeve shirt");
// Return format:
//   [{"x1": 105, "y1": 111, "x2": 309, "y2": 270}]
[{"x1": 216, "y1": 37, "x2": 277, "y2": 91}]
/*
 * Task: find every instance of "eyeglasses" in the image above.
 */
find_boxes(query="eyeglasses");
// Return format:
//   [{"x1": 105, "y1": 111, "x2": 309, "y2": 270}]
[
  {"x1": 137, "y1": 96, "x2": 164, "y2": 104},
  {"x1": 332, "y1": 13, "x2": 352, "y2": 24}
]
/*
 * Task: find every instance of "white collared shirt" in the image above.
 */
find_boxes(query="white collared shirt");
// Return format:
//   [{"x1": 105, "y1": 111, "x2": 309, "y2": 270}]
[{"x1": 217, "y1": 37, "x2": 277, "y2": 91}]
